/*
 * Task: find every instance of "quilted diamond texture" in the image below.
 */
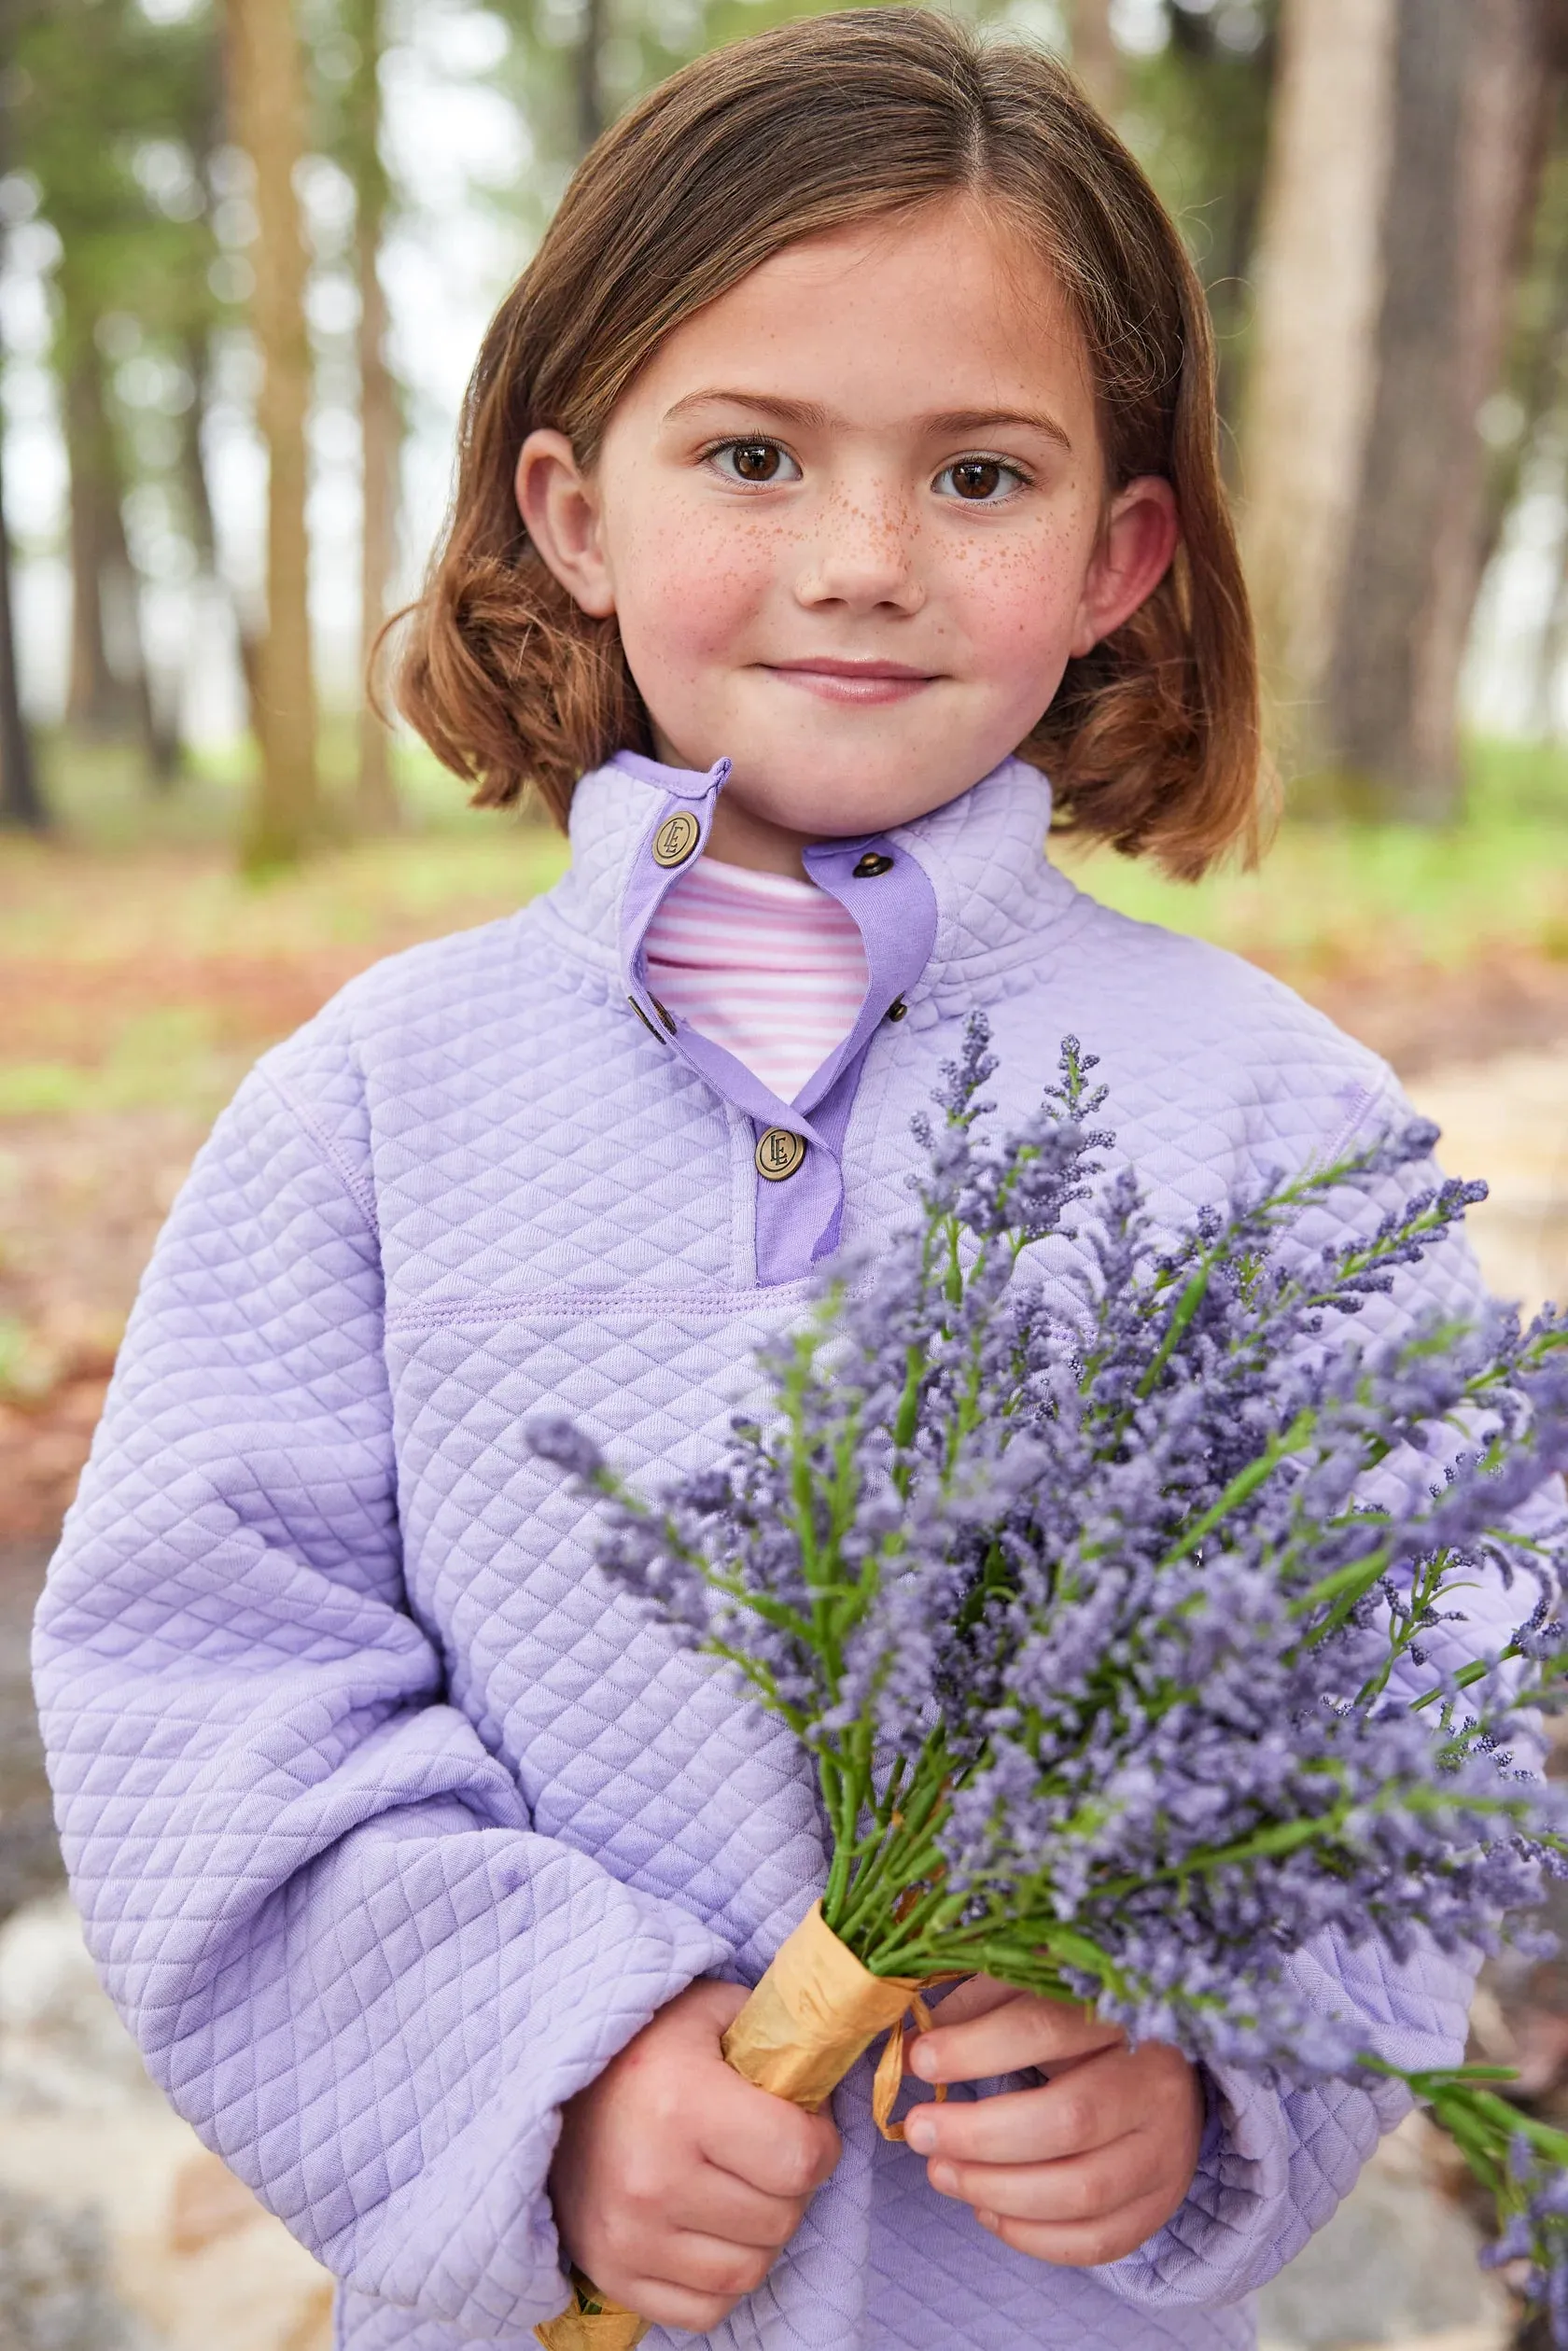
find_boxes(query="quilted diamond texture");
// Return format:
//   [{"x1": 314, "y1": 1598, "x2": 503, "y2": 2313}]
[{"x1": 35, "y1": 760, "x2": 1497, "y2": 2350}]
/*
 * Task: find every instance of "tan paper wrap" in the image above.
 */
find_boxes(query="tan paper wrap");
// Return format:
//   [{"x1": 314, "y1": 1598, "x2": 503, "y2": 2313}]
[
  {"x1": 533, "y1": 2271, "x2": 650, "y2": 2351},
  {"x1": 535, "y1": 1904, "x2": 946, "y2": 2350},
  {"x1": 720, "y1": 1900, "x2": 946, "y2": 2135}
]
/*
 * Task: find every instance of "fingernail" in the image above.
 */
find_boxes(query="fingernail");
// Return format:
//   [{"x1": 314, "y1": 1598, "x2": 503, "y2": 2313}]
[
  {"x1": 977, "y1": 2211, "x2": 998, "y2": 2232},
  {"x1": 905, "y1": 2113, "x2": 936, "y2": 2154},
  {"x1": 909, "y1": 2041, "x2": 937, "y2": 2080}
]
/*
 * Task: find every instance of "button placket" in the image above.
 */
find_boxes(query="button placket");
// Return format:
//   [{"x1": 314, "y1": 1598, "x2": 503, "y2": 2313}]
[
  {"x1": 621, "y1": 781, "x2": 722, "y2": 1046},
  {"x1": 613, "y1": 769, "x2": 937, "y2": 1285}
]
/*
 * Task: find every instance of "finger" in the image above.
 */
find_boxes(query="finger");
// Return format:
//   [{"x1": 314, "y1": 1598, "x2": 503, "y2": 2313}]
[
  {"x1": 620, "y1": 2278, "x2": 743, "y2": 2336},
  {"x1": 927, "y1": 2130, "x2": 1168, "y2": 2225},
  {"x1": 635, "y1": 2229, "x2": 780, "y2": 2303},
  {"x1": 698, "y1": 2080, "x2": 841, "y2": 2202},
  {"x1": 665, "y1": 2165, "x2": 806, "y2": 2252},
  {"x1": 910, "y1": 1991, "x2": 1123, "y2": 2086},
  {"x1": 903, "y1": 2047, "x2": 1154, "y2": 2164},
  {"x1": 917, "y1": 1973, "x2": 1007, "y2": 2027},
  {"x1": 973, "y1": 2186, "x2": 1182, "y2": 2269}
]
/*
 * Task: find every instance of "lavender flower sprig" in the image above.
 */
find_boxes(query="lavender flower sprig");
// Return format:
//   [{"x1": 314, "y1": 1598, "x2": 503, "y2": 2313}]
[{"x1": 530, "y1": 1017, "x2": 1568, "y2": 2338}]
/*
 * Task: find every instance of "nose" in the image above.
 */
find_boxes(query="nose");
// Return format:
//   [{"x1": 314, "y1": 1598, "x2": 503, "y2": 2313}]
[{"x1": 795, "y1": 482, "x2": 925, "y2": 615}]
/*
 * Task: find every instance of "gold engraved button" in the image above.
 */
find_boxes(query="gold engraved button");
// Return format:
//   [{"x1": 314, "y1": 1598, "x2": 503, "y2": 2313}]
[
  {"x1": 852, "y1": 850, "x2": 894, "y2": 878},
  {"x1": 755, "y1": 1127, "x2": 807, "y2": 1182},
  {"x1": 652, "y1": 810, "x2": 701, "y2": 867},
  {"x1": 886, "y1": 996, "x2": 908, "y2": 1022}
]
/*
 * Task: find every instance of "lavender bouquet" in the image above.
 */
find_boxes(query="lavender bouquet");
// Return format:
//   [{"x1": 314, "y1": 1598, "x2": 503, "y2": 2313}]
[{"x1": 532, "y1": 1018, "x2": 1568, "y2": 2346}]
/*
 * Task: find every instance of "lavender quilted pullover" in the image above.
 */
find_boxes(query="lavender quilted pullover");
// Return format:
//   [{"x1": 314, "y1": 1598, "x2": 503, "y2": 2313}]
[{"x1": 35, "y1": 753, "x2": 1497, "y2": 2350}]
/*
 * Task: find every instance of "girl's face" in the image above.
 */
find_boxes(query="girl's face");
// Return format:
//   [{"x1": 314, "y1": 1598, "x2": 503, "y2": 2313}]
[{"x1": 517, "y1": 197, "x2": 1176, "y2": 873}]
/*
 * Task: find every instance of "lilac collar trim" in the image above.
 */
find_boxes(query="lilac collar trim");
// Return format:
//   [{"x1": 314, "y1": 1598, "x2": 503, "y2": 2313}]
[{"x1": 609, "y1": 750, "x2": 938, "y2": 1284}]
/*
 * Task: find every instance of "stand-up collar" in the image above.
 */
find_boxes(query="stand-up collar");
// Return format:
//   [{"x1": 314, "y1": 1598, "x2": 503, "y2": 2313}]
[
  {"x1": 535, "y1": 751, "x2": 1089, "y2": 1285},
  {"x1": 547, "y1": 751, "x2": 1084, "y2": 990}
]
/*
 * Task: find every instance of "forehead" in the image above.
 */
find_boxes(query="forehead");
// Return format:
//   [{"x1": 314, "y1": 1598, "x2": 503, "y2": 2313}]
[{"x1": 624, "y1": 197, "x2": 1096, "y2": 428}]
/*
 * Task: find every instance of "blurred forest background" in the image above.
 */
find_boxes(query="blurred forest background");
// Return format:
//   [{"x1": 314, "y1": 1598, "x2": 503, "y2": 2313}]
[
  {"x1": 3, "y1": 7, "x2": 1568, "y2": 2344},
  {"x1": 4, "y1": 0, "x2": 1568, "y2": 1506}
]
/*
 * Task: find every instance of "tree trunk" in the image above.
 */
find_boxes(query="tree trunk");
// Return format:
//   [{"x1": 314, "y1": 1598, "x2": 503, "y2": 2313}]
[
  {"x1": 344, "y1": 0, "x2": 400, "y2": 831},
  {"x1": 179, "y1": 325, "x2": 263, "y2": 734},
  {"x1": 1242, "y1": 0, "x2": 1554, "y2": 819},
  {"x1": 229, "y1": 0, "x2": 319, "y2": 869},
  {"x1": 1239, "y1": 0, "x2": 1399, "y2": 776},
  {"x1": 1533, "y1": 509, "x2": 1568, "y2": 737},
  {"x1": 61, "y1": 329, "x2": 181, "y2": 783},
  {"x1": 577, "y1": 0, "x2": 607, "y2": 153},
  {"x1": 0, "y1": 408, "x2": 46, "y2": 833},
  {"x1": 1068, "y1": 0, "x2": 1122, "y2": 120},
  {"x1": 1327, "y1": 0, "x2": 1550, "y2": 819},
  {"x1": 63, "y1": 345, "x2": 130, "y2": 733}
]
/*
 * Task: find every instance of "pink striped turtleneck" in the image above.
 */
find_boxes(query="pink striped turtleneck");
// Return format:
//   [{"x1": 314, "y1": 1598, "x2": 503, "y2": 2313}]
[{"x1": 643, "y1": 855, "x2": 870, "y2": 1105}]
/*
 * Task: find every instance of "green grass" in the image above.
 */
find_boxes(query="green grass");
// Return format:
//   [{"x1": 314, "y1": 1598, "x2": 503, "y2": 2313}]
[
  {"x1": 1061, "y1": 735, "x2": 1568, "y2": 973},
  {"x1": 0, "y1": 1006, "x2": 251, "y2": 1121},
  {"x1": 32, "y1": 721, "x2": 497, "y2": 852}
]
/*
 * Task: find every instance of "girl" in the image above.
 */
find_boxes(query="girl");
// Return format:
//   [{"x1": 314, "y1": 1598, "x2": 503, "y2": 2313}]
[{"x1": 35, "y1": 14, "x2": 1485, "y2": 2349}]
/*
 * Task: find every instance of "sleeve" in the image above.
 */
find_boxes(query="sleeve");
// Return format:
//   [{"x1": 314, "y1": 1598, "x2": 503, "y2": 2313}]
[
  {"x1": 31, "y1": 1042, "x2": 731, "y2": 2342},
  {"x1": 1101, "y1": 1066, "x2": 1546, "y2": 2311}
]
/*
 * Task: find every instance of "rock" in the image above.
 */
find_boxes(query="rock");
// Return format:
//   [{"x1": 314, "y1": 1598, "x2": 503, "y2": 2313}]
[
  {"x1": 0, "y1": 1543, "x2": 63, "y2": 1932},
  {"x1": 0, "y1": 1896, "x2": 336, "y2": 2351},
  {"x1": 1256, "y1": 2119, "x2": 1513, "y2": 2349},
  {"x1": 1405, "y1": 1049, "x2": 1568, "y2": 1313},
  {"x1": 0, "y1": 2180, "x2": 143, "y2": 2350},
  {"x1": 0, "y1": 1894, "x2": 157, "y2": 2113}
]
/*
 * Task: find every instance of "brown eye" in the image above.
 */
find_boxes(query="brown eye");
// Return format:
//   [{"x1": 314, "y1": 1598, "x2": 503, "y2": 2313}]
[
  {"x1": 709, "y1": 438, "x2": 802, "y2": 486},
  {"x1": 949, "y1": 458, "x2": 1004, "y2": 501}
]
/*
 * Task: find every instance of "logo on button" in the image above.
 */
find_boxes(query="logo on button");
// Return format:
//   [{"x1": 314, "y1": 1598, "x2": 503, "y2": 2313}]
[
  {"x1": 651, "y1": 810, "x2": 701, "y2": 867},
  {"x1": 755, "y1": 1127, "x2": 807, "y2": 1182}
]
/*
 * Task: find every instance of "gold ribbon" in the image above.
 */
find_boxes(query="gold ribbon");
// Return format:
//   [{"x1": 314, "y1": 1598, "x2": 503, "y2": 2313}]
[{"x1": 534, "y1": 1904, "x2": 951, "y2": 2348}]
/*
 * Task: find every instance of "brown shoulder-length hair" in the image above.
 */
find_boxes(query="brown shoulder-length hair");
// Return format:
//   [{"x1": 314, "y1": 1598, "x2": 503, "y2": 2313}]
[{"x1": 393, "y1": 7, "x2": 1264, "y2": 878}]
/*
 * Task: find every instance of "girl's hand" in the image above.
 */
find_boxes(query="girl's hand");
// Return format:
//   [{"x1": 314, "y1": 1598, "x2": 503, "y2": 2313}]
[
  {"x1": 549, "y1": 1979, "x2": 841, "y2": 2332},
  {"x1": 902, "y1": 1976, "x2": 1203, "y2": 2266}
]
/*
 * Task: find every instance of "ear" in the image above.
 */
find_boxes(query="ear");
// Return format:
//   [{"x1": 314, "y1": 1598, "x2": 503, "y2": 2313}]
[
  {"x1": 1067, "y1": 476, "x2": 1179, "y2": 659},
  {"x1": 514, "y1": 428, "x2": 617, "y2": 619}
]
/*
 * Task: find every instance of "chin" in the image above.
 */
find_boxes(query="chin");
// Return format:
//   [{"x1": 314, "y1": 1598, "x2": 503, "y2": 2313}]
[
  {"x1": 734, "y1": 757, "x2": 981, "y2": 841},
  {"x1": 742, "y1": 782, "x2": 945, "y2": 840}
]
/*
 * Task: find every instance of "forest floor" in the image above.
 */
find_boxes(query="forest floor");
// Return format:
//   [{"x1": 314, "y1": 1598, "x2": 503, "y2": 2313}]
[{"x1": 2, "y1": 737, "x2": 1567, "y2": 2346}]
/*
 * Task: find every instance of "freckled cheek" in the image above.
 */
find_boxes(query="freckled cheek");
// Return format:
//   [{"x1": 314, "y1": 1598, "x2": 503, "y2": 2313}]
[
  {"x1": 943, "y1": 546, "x2": 1084, "y2": 685},
  {"x1": 616, "y1": 513, "x2": 787, "y2": 668}
]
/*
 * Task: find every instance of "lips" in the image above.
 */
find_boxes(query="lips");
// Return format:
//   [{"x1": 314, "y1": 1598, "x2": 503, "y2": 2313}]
[
  {"x1": 763, "y1": 658, "x2": 939, "y2": 705},
  {"x1": 768, "y1": 658, "x2": 935, "y2": 679}
]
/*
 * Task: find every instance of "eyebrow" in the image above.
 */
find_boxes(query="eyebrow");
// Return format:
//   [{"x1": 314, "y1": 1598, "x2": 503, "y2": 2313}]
[
  {"x1": 662, "y1": 389, "x2": 1073, "y2": 452},
  {"x1": 662, "y1": 391, "x2": 832, "y2": 430},
  {"x1": 928, "y1": 406, "x2": 1073, "y2": 454}
]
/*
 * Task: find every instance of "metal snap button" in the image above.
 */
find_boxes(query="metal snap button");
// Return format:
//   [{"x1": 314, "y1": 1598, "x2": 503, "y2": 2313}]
[
  {"x1": 651, "y1": 996, "x2": 677, "y2": 1034},
  {"x1": 628, "y1": 996, "x2": 666, "y2": 1042},
  {"x1": 755, "y1": 1127, "x2": 807, "y2": 1182},
  {"x1": 887, "y1": 997, "x2": 908, "y2": 1022},
  {"x1": 852, "y1": 850, "x2": 894, "y2": 877},
  {"x1": 652, "y1": 810, "x2": 701, "y2": 867}
]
